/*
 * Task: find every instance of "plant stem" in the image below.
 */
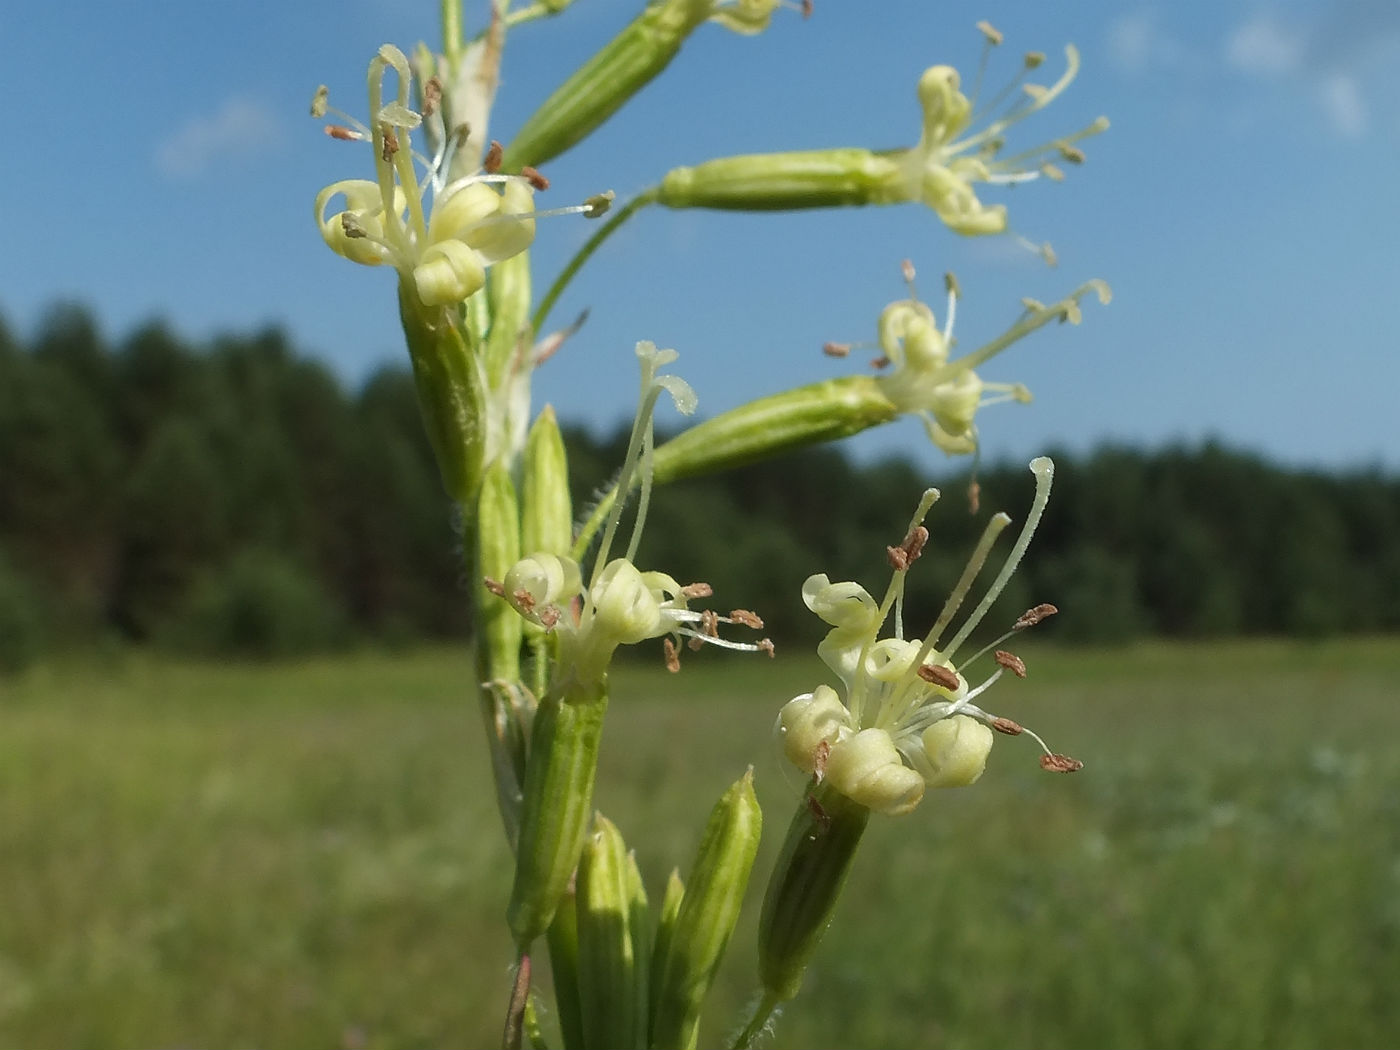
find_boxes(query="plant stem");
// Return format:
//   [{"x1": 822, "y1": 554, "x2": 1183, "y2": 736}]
[{"x1": 533, "y1": 188, "x2": 659, "y2": 333}]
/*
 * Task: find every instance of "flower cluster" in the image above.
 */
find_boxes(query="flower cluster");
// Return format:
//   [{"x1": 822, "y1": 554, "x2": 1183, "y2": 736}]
[
  {"x1": 313, "y1": 44, "x2": 604, "y2": 310},
  {"x1": 778, "y1": 457, "x2": 1080, "y2": 816}
]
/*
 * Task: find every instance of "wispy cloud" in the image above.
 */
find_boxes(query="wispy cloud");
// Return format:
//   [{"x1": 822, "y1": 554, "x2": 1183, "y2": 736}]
[
  {"x1": 1106, "y1": 9, "x2": 1185, "y2": 74},
  {"x1": 1224, "y1": 6, "x2": 1400, "y2": 138},
  {"x1": 155, "y1": 97, "x2": 280, "y2": 179}
]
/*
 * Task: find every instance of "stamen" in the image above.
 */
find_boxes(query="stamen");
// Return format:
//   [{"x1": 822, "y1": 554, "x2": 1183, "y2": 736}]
[
  {"x1": 324, "y1": 125, "x2": 365, "y2": 141},
  {"x1": 729, "y1": 609, "x2": 764, "y2": 629},
  {"x1": 1014, "y1": 603, "x2": 1058, "y2": 629},
  {"x1": 521, "y1": 166, "x2": 551, "y2": 191},
  {"x1": 483, "y1": 139, "x2": 504, "y2": 173},
  {"x1": 917, "y1": 664, "x2": 960, "y2": 691},
  {"x1": 823, "y1": 342, "x2": 852, "y2": 358},
  {"x1": 993, "y1": 649, "x2": 1026, "y2": 678},
  {"x1": 1041, "y1": 753, "x2": 1083, "y2": 773},
  {"x1": 664, "y1": 638, "x2": 681, "y2": 672}
]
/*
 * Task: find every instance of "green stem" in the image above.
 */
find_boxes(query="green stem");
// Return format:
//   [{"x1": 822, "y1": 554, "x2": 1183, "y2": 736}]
[
  {"x1": 730, "y1": 992, "x2": 782, "y2": 1050},
  {"x1": 533, "y1": 188, "x2": 659, "y2": 333},
  {"x1": 441, "y1": 0, "x2": 463, "y2": 71}
]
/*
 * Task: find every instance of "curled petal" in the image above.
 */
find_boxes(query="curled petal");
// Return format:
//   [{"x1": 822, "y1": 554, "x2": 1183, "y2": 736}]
[
  {"x1": 777, "y1": 684, "x2": 852, "y2": 774},
  {"x1": 504, "y1": 553, "x2": 583, "y2": 619},
  {"x1": 915, "y1": 715, "x2": 994, "y2": 788},
  {"x1": 826, "y1": 728, "x2": 925, "y2": 815},
  {"x1": 801, "y1": 574, "x2": 880, "y2": 631},
  {"x1": 315, "y1": 179, "x2": 399, "y2": 266},
  {"x1": 413, "y1": 239, "x2": 486, "y2": 306},
  {"x1": 591, "y1": 559, "x2": 663, "y2": 645}
]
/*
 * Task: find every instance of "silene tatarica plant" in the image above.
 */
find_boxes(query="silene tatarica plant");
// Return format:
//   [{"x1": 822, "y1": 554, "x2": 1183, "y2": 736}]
[{"x1": 311, "y1": 4, "x2": 1109, "y2": 1046}]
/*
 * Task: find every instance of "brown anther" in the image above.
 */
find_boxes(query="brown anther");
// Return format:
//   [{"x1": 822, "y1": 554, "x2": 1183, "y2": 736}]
[
  {"x1": 886, "y1": 526, "x2": 927, "y2": 571},
  {"x1": 1013, "y1": 603, "x2": 1059, "y2": 630},
  {"x1": 511, "y1": 588, "x2": 536, "y2": 613},
  {"x1": 1041, "y1": 753, "x2": 1084, "y2": 773},
  {"x1": 537, "y1": 605, "x2": 560, "y2": 630},
  {"x1": 991, "y1": 716, "x2": 1024, "y2": 736},
  {"x1": 900, "y1": 258, "x2": 916, "y2": 283},
  {"x1": 994, "y1": 650, "x2": 1027, "y2": 678},
  {"x1": 324, "y1": 124, "x2": 362, "y2": 141},
  {"x1": 800, "y1": 0, "x2": 813, "y2": 17},
  {"x1": 483, "y1": 577, "x2": 506, "y2": 597},
  {"x1": 1057, "y1": 142, "x2": 1086, "y2": 164},
  {"x1": 700, "y1": 609, "x2": 720, "y2": 638},
  {"x1": 681, "y1": 582, "x2": 714, "y2": 599},
  {"x1": 340, "y1": 213, "x2": 368, "y2": 239},
  {"x1": 886, "y1": 545, "x2": 909, "y2": 572},
  {"x1": 967, "y1": 478, "x2": 981, "y2": 515},
  {"x1": 521, "y1": 165, "x2": 550, "y2": 191},
  {"x1": 483, "y1": 139, "x2": 504, "y2": 174},
  {"x1": 663, "y1": 637, "x2": 681, "y2": 673},
  {"x1": 870, "y1": 355, "x2": 890, "y2": 369},
  {"x1": 823, "y1": 341, "x2": 851, "y2": 358},
  {"x1": 422, "y1": 77, "x2": 442, "y2": 118},
  {"x1": 917, "y1": 664, "x2": 961, "y2": 691},
  {"x1": 380, "y1": 124, "x2": 399, "y2": 161},
  {"x1": 729, "y1": 609, "x2": 764, "y2": 630},
  {"x1": 758, "y1": 638, "x2": 776, "y2": 658},
  {"x1": 687, "y1": 634, "x2": 705, "y2": 652}
]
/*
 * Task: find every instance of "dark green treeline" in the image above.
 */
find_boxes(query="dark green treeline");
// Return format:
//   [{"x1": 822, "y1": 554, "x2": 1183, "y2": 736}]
[{"x1": 2, "y1": 304, "x2": 1397, "y2": 669}]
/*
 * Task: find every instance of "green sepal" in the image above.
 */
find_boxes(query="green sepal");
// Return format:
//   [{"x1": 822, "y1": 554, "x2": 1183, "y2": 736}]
[
  {"x1": 485, "y1": 249, "x2": 534, "y2": 387},
  {"x1": 478, "y1": 460, "x2": 524, "y2": 682},
  {"x1": 657, "y1": 148, "x2": 905, "y2": 211},
  {"x1": 501, "y1": 0, "x2": 712, "y2": 171},
  {"x1": 508, "y1": 678, "x2": 609, "y2": 948},
  {"x1": 647, "y1": 867, "x2": 685, "y2": 1037},
  {"x1": 650, "y1": 769, "x2": 763, "y2": 1050},
  {"x1": 757, "y1": 780, "x2": 869, "y2": 1003},
  {"x1": 577, "y1": 813, "x2": 646, "y2": 1050},
  {"x1": 396, "y1": 281, "x2": 487, "y2": 504}
]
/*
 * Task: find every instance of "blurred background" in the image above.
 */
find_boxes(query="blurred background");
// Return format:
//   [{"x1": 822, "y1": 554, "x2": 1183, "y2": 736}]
[{"x1": 2, "y1": 1, "x2": 1399, "y2": 1047}]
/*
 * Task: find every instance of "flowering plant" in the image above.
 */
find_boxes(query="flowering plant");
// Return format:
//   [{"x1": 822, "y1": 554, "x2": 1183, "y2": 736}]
[{"x1": 312, "y1": 4, "x2": 1108, "y2": 1046}]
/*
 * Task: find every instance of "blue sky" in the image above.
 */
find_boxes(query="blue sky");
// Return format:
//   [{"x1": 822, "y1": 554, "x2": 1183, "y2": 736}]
[{"x1": 5, "y1": 1, "x2": 1399, "y2": 472}]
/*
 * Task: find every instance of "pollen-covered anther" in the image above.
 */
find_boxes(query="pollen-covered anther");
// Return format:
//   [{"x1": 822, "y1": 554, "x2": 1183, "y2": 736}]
[
  {"x1": 521, "y1": 166, "x2": 551, "y2": 191},
  {"x1": 991, "y1": 716, "x2": 1024, "y2": 736},
  {"x1": 681, "y1": 582, "x2": 714, "y2": 599},
  {"x1": 994, "y1": 649, "x2": 1027, "y2": 678},
  {"x1": 340, "y1": 213, "x2": 369, "y2": 239},
  {"x1": 1014, "y1": 603, "x2": 1059, "y2": 630},
  {"x1": 700, "y1": 608, "x2": 721, "y2": 638},
  {"x1": 483, "y1": 577, "x2": 506, "y2": 597},
  {"x1": 758, "y1": 638, "x2": 776, "y2": 658},
  {"x1": 422, "y1": 77, "x2": 442, "y2": 118},
  {"x1": 512, "y1": 588, "x2": 537, "y2": 613},
  {"x1": 823, "y1": 342, "x2": 852, "y2": 358},
  {"x1": 870, "y1": 355, "x2": 890, "y2": 369},
  {"x1": 903, "y1": 525, "x2": 929, "y2": 562},
  {"x1": 583, "y1": 191, "x2": 615, "y2": 218},
  {"x1": 311, "y1": 86, "x2": 330, "y2": 118},
  {"x1": 730, "y1": 608, "x2": 764, "y2": 629},
  {"x1": 800, "y1": 0, "x2": 813, "y2": 17},
  {"x1": 483, "y1": 139, "x2": 504, "y2": 173},
  {"x1": 379, "y1": 124, "x2": 399, "y2": 161},
  {"x1": 917, "y1": 663, "x2": 961, "y2": 691},
  {"x1": 1041, "y1": 753, "x2": 1084, "y2": 773},
  {"x1": 324, "y1": 124, "x2": 363, "y2": 142},
  {"x1": 538, "y1": 605, "x2": 561, "y2": 629},
  {"x1": 901, "y1": 258, "x2": 917, "y2": 283},
  {"x1": 664, "y1": 637, "x2": 681, "y2": 673}
]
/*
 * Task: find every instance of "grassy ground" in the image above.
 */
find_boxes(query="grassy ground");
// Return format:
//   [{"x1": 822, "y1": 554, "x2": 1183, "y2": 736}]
[{"x1": 2, "y1": 638, "x2": 1398, "y2": 1048}]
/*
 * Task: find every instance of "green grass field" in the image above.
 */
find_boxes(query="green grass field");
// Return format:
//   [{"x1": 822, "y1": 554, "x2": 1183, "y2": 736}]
[{"x1": 2, "y1": 639, "x2": 1399, "y2": 1048}]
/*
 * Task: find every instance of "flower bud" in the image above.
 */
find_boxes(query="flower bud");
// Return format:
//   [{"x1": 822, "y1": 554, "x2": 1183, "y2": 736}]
[
  {"x1": 576, "y1": 813, "x2": 646, "y2": 1050},
  {"x1": 657, "y1": 149, "x2": 904, "y2": 211},
  {"x1": 651, "y1": 769, "x2": 763, "y2": 1050},
  {"x1": 521, "y1": 406, "x2": 573, "y2": 559},
  {"x1": 545, "y1": 882, "x2": 585, "y2": 1050}
]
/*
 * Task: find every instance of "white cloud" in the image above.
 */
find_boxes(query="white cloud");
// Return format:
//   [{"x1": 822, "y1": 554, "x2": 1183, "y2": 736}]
[
  {"x1": 1316, "y1": 73, "x2": 1367, "y2": 137},
  {"x1": 1225, "y1": 12, "x2": 1304, "y2": 75},
  {"x1": 155, "y1": 97, "x2": 280, "y2": 179},
  {"x1": 1106, "y1": 9, "x2": 1185, "y2": 74}
]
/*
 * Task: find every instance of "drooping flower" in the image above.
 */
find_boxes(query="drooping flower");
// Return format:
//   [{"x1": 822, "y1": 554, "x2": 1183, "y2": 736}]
[
  {"x1": 777, "y1": 457, "x2": 1080, "y2": 816},
  {"x1": 492, "y1": 342, "x2": 772, "y2": 687},
  {"x1": 312, "y1": 45, "x2": 606, "y2": 309},
  {"x1": 864, "y1": 267, "x2": 1112, "y2": 456},
  {"x1": 895, "y1": 28, "x2": 1109, "y2": 239}
]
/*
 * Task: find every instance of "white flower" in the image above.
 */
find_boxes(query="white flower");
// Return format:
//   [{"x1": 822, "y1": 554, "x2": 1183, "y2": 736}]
[{"x1": 778, "y1": 457, "x2": 1081, "y2": 816}]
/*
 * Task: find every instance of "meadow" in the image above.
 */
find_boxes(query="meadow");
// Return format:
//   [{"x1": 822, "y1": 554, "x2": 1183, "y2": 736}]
[{"x1": 2, "y1": 639, "x2": 1398, "y2": 1049}]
